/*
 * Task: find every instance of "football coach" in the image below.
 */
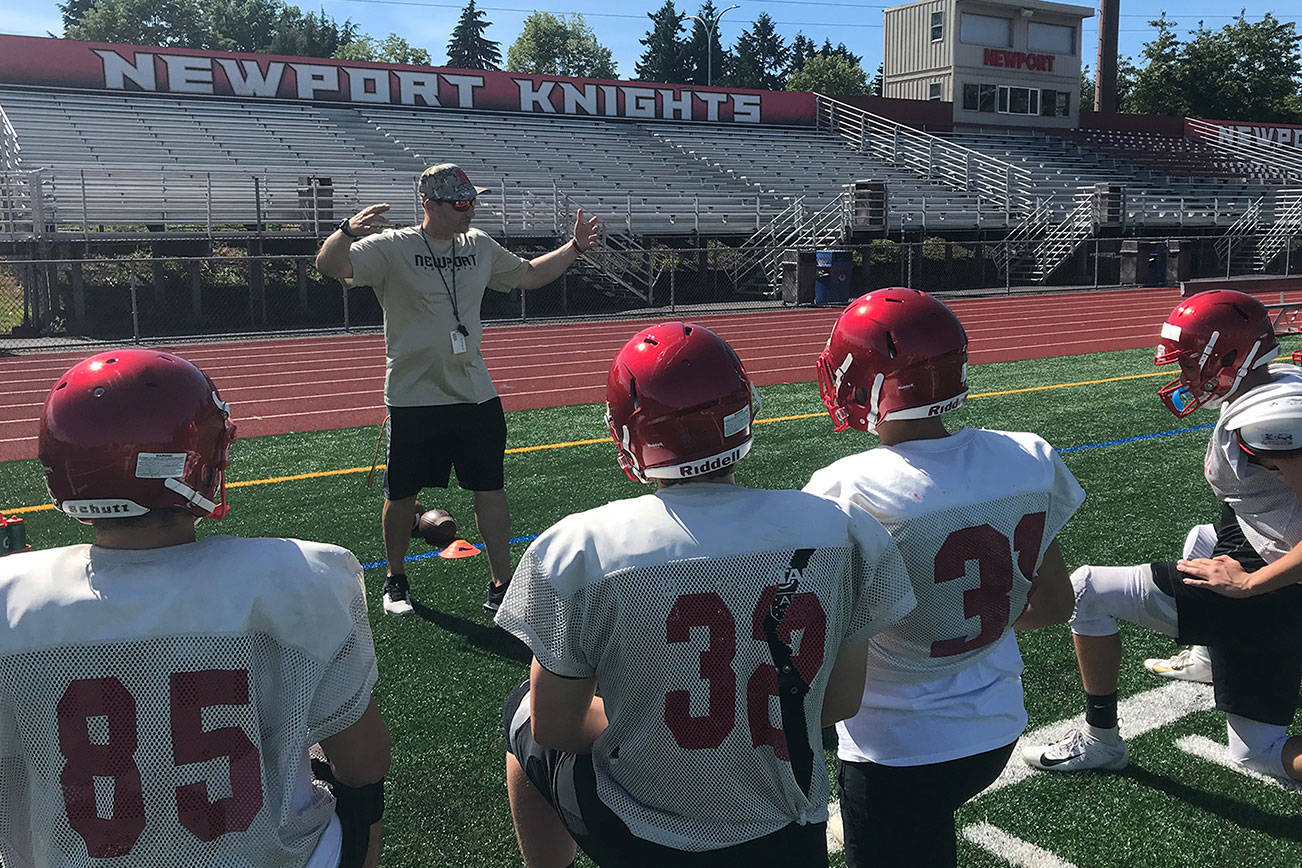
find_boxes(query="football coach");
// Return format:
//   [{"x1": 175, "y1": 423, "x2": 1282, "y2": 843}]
[{"x1": 316, "y1": 163, "x2": 599, "y2": 617}]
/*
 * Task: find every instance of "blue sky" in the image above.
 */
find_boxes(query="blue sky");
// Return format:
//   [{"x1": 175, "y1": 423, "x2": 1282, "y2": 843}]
[{"x1": 0, "y1": 1, "x2": 1296, "y2": 80}]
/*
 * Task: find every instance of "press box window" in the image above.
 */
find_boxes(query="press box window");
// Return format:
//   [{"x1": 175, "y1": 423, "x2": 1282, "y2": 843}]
[
  {"x1": 960, "y1": 13, "x2": 1012, "y2": 48},
  {"x1": 998, "y1": 85, "x2": 1039, "y2": 115},
  {"x1": 1028, "y1": 21, "x2": 1074, "y2": 53},
  {"x1": 930, "y1": 11, "x2": 944, "y2": 41},
  {"x1": 929, "y1": 82, "x2": 942, "y2": 100},
  {"x1": 1040, "y1": 89, "x2": 1071, "y2": 117},
  {"x1": 963, "y1": 83, "x2": 997, "y2": 112}
]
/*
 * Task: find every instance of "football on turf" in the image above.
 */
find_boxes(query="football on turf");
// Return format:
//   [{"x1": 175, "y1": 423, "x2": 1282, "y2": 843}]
[{"x1": 417, "y1": 508, "x2": 458, "y2": 547}]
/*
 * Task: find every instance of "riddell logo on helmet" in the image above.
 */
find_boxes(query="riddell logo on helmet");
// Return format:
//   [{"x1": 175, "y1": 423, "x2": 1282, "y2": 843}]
[
  {"x1": 927, "y1": 396, "x2": 965, "y2": 416},
  {"x1": 679, "y1": 449, "x2": 742, "y2": 477}
]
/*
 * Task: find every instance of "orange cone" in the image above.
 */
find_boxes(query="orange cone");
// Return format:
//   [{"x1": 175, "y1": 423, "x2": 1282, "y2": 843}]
[{"x1": 439, "y1": 539, "x2": 481, "y2": 559}]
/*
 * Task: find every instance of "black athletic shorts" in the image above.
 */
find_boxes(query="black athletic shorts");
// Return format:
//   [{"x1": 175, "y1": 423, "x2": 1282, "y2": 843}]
[
  {"x1": 1149, "y1": 504, "x2": 1302, "y2": 725},
  {"x1": 383, "y1": 398, "x2": 507, "y2": 500},
  {"x1": 836, "y1": 742, "x2": 1016, "y2": 868},
  {"x1": 503, "y1": 681, "x2": 829, "y2": 868}
]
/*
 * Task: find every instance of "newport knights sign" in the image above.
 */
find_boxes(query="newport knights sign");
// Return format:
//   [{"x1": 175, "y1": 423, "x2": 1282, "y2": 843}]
[{"x1": 0, "y1": 34, "x2": 816, "y2": 125}]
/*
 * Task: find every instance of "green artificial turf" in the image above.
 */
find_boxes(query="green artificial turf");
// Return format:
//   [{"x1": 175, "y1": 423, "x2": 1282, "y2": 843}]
[{"x1": 3, "y1": 341, "x2": 1301, "y2": 868}]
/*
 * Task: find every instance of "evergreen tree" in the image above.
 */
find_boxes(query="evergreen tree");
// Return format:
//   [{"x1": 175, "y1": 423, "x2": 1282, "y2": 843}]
[
  {"x1": 788, "y1": 33, "x2": 816, "y2": 78},
  {"x1": 727, "y1": 13, "x2": 787, "y2": 90},
  {"x1": 58, "y1": 0, "x2": 98, "y2": 31},
  {"x1": 685, "y1": 1, "x2": 730, "y2": 86},
  {"x1": 870, "y1": 62, "x2": 883, "y2": 96},
  {"x1": 819, "y1": 39, "x2": 862, "y2": 68},
  {"x1": 446, "y1": 0, "x2": 501, "y2": 70},
  {"x1": 1122, "y1": 14, "x2": 1187, "y2": 115},
  {"x1": 636, "y1": 1, "x2": 690, "y2": 83}
]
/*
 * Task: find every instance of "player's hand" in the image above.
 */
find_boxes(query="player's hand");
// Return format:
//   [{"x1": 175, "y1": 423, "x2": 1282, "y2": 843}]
[
  {"x1": 1177, "y1": 555, "x2": 1261, "y2": 597},
  {"x1": 346, "y1": 204, "x2": 392, "y2": 237},
  {"x1": 573, "y1": 208, "x2": 600, "y2": 253}
]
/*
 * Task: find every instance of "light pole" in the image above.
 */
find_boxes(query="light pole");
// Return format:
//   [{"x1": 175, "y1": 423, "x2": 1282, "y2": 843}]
[{"x1": 686, "y1": 4, "x2": 740, "y2": 88}]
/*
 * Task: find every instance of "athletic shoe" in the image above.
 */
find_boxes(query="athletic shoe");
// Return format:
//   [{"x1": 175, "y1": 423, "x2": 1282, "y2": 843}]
[
  {"x1": 1022, "y1": 724, "x2": 1129, "y2": 772},
  {"x1": 484, "y1": 579, "x2": 509, "y2": 612},
  {"x1": 383, "y1": 574, "x2": 415, "y2": 617},
  {"x1": 1143, "y1": 646, "x2": 1212, "y2": 683}
]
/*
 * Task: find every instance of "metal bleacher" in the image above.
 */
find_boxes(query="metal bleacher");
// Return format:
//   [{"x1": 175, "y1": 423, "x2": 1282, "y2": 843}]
[
  {"x1": 945, "y1": 126, "x2": 1270, "y2": 227},
  {"x1": 0, "y1": 84, "x2": 1285, "y2": 244}
]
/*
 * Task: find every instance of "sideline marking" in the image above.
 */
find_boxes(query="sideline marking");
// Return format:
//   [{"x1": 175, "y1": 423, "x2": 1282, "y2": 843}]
[
  {"x1": 1176, "y1": 735, "x2": 1302, "y2": 792},
  {"x1": 962, "y1": 822, "x2": 1079, "y2": 868}
]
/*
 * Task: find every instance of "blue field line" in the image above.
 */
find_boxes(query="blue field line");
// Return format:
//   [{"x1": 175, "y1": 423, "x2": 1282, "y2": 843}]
[
  {"x1": 361, "y1": 534, "x2": 541, "y2": 571},
  {"x1": 360, "y1": 423, "x2": 1215, "y2": 571},
  {"x1": 1057, "y1": 423, "x2": 1214, "y2": 453}
]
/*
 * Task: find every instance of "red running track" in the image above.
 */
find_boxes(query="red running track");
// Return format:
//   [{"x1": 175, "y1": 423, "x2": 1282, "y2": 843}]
[{"x1": 2, "y1": 286, "x2": 1299, "y2": 463}]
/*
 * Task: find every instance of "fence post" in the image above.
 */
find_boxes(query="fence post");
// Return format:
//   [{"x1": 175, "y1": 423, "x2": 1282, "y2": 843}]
[
  {"x1": 130, "y1": 272, "x2": 140, "y2": 342},
  {"x1": 1005, "y1": 242, "x2": 1012, "y2": 294},
  {"x1": 80, "y1": 169, "x2": 89, "y2": 242},
  {"x1": 342, "y1": 280, "x2": 351, "y2": 332},
  {"x1": 1093, "y1": 238, "x2": 1099, "y2": 287},
  {"x1": 501, "y1": 178, "x2": 508, "y2": 238},
  {"x1": 553, "y1": 181, "x2": 559, "y2": 237},
  {"x1": 669, "y1": 257, "x2": 676, "y2": 314},
  {"x1": 627, "y1": 193, "x2": 633, "y2": 236}
]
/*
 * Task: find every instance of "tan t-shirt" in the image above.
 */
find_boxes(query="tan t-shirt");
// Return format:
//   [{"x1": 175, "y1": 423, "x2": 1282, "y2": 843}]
[{"x1": 349, "y1": 225, "x2": 529, "y2": 406}]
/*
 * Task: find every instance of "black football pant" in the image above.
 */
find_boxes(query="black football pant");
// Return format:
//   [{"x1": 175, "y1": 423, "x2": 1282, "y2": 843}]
[{"x1": 837, "y1": 740, "x2": 1015, "y2": 868}]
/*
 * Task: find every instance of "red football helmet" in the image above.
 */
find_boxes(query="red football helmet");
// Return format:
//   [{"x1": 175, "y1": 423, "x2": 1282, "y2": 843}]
[
  {"x1": 1155, "y1": 290, "x2": 1278, "y2": 417},
  {"x1": 39, "y1": 350, "x2": 236, "y2": 520},
  {"x1": 606, "y1": 322, "x2": 756, "y2": 483},
  {"x1": 817, "y1": 288, "x2": 968, "y2": 434}
]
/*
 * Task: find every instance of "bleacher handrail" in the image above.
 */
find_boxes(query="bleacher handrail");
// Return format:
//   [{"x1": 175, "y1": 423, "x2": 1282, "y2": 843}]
[
  {"x1": 1185, "y1": 119, "x2": 1302, "y2": 183},
  {"x1": 0, "y1": 104, "x2": 20, "y2": 172},
  {"x1": 813, "y1": 93, "x2": 1034, "y2": 216}
]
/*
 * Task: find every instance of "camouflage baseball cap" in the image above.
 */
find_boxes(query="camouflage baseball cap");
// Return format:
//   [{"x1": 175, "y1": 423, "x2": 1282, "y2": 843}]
[{"x1": 418, "y1": 163, "x2": 489, "y2": 201}]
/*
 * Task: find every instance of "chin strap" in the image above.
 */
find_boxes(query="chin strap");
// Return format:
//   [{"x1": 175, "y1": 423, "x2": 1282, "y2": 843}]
[{"x1": 164, "y1": 477, "x2": 219, "y2": 516}]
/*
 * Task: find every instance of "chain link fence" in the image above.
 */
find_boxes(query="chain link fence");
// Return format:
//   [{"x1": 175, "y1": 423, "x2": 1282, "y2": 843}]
[{"x1": 3, "y1": 232, "x2": 1301, "y2": 353}]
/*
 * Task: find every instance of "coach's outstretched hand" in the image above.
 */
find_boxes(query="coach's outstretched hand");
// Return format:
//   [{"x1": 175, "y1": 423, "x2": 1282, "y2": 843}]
[
  {"x1": 345, "y1": 203, "x2": 393, "y2": 238},
  {"x1": 573, "y1": 208, "x2": 600, "y2": 253}
]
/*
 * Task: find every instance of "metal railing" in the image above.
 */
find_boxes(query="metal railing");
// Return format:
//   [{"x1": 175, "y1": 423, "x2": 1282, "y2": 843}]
[
  {"x1": 995, "y1": 195, "x2": 1055, "y2": 278},
  {"x1": 0, "y1": 105, "x2": 20, "y2": 172},
  {"x1": 1214, "y1": 196, "x2": 1263, "y2": 268},
  {"x1": 814, "y1": 94, "x2": 1035, "y2": 216},
  {"x1": 1186, "y1": 118, "x2": 1302, "y2": 183},
  {"x1": 1258, "y1": 189, "x2": 1302, "y2": 271},
  {"x1": 1024, "y1": 191, "x2": 1097, "y2": 283}
]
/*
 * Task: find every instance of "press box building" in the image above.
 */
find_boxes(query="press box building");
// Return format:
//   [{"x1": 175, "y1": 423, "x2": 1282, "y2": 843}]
[{"x1": 883, "y1": 0, "x2": 1093, "y2": 127}]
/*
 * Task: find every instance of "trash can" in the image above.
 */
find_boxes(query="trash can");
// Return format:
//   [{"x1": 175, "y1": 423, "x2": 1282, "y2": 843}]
[
  {"x1": 780, "y1": 251, "x2": 817, "y2": 305},
  {"x1": 1146, "y1": 243, "x2": 1167, "y2": 287},
  {"x1": 815, "y1": 250, "x2": 854, "y2": 306}
]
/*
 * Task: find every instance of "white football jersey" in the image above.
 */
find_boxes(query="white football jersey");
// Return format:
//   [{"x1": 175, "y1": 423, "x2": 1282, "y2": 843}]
[
  {"x1": 1207, "y1": 364, "x2": 1302, "y2": 563},
  {"x1": 805, "y1": 428, "x2": 1085, "y2": 764},
  {"x1": 495, "y1": 483, "x2": 914, "y2": 851},
  {"x1": 0, "y1": 536, "x2": 377, "y2": 868}
]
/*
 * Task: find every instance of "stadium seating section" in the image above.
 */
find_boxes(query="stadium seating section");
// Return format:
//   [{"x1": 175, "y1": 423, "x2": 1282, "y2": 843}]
[{"x1": 0, "y1": 86, "x2": 1281, "y2": 239}]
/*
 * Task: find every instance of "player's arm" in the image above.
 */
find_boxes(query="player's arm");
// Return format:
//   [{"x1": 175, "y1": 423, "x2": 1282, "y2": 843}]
[
  {"x1": 315, "y1": 204, "x2": 391, "y2": 281},
  {"x1": 528, "y1": 658, "x2": 608, "y2": 753},
  {"x1": 319, "y1": 698, "x2": 391, "y2": 868},
  {"x1": 1013, "y1": 539, "x2": 1073, "y2": 630},
  {"x1": 1180, "y1": 451, "x2": 1302, "y2": 597},
  {"x1": 516, "y1": 209, "x2": 600, "y2": 290},
  {"x1": 821, "y1": 640, "x2": 869, "y2": 726}
]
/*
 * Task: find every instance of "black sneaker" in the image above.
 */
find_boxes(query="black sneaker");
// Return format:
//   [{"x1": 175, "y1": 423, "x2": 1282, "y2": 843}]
[
  {"x1": 484, "y1": 580, "x2": 509, "y2": 612},
  {"x1": 383, "y1": 574, "x2": 414, "y2": 617}
]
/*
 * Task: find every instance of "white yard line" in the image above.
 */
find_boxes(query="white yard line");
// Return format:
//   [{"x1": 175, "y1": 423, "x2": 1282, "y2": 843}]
[
  {"x1": 962, "y1": 822, "x2": 1080, "y2": 868},
  {"x1": 1176, "y1": 735, "x2": 1302, "y2": 793},
  {"x1": 827, "y1": 681, "x2": 1215, "y2": 853}
]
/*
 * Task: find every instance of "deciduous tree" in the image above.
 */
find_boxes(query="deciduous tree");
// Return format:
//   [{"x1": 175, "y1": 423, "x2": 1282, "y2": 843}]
[{"x1": 506, "y1": 12, "x2": 617, "y2": 79}]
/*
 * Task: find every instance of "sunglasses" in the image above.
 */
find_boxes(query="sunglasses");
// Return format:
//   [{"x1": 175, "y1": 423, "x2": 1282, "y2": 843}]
[{"x1": 440, "y1": 199, "x2": 475, "y2": 212}]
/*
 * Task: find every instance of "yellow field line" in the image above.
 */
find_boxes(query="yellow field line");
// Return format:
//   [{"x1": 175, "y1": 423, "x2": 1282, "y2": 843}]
[{"x1": 0, "y1": 364, "x2": 1240, "y2": 515}]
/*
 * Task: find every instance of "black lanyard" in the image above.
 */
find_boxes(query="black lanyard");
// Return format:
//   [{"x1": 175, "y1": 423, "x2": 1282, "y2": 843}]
[{"x1": 420, "y1": 231, "x2": 469, "y2": 336}]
